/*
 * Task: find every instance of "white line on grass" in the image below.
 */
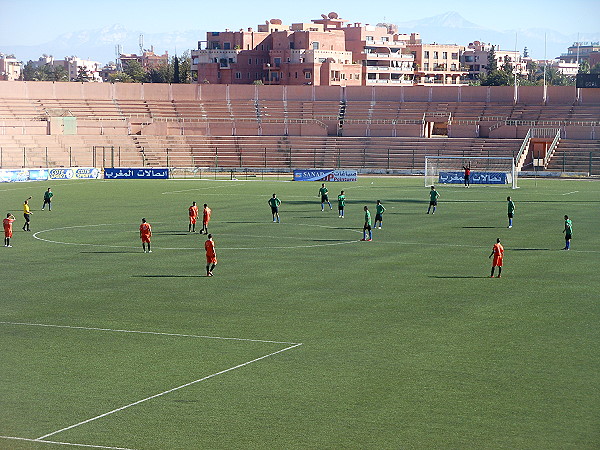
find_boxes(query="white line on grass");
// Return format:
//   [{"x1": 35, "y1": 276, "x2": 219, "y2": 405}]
[
  {"x1": 562, "y1": 191, "x2": 579, "y2": 195},
  {"x1": 0, "y1": 321, "x2": 300, "y2": 345},
  {"x1": 35, "y1": 343, "x2": 302, "y2": 441},
  {"x1": 32, "y1": 223, "x2": 361, "y2": 250},
  {"x1": 0, "y1": 435, "x2": 136, "y2": 450}
]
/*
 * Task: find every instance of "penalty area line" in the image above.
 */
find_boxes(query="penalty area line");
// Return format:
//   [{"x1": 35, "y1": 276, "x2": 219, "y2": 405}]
[
  {"x1": 35, "y1": 343, "x2": 302, "y2": 441},
  {"x1": 0, "y1": 435, "x2": 136, "y2": 450}
]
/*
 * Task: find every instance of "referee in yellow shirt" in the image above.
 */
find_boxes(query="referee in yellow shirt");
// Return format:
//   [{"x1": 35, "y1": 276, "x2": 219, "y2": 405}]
[{"x1": 22, "y1": 196, "x2": 32, "y2": 231}]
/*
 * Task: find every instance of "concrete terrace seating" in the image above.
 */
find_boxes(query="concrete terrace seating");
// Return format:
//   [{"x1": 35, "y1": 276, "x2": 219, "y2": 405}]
[{"x1": 547, "y1": 139, "x2": 600, "y2": 174}]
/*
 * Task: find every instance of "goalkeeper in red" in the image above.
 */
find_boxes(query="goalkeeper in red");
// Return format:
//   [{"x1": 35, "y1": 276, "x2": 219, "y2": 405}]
[{"x1": 489, "y1": 238, "x2": 504, "y2": 278}]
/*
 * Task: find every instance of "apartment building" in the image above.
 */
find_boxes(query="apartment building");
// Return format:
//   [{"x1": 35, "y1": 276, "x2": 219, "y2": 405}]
[
  {"x1": 461, "y1": 41, "x2": 527, "y2": 79},
  {"x1": 193, "y1": 13, "x2": 469, "y2": 86},
  {"x1": 193, "y1": 16, "x2": 361, "y2": 86},
  {"x1": 558, "y1": 41, "x2": 600, "y2": 64},
  {"x1": 120, "y1": 48, "x2": 169, "y2": 71},
  {"x1": 407, "y1": 42, "x2": 467, "y2": 85},
  {"x1": 0, "y1": 54, "x2": 22, "y2": 81}
]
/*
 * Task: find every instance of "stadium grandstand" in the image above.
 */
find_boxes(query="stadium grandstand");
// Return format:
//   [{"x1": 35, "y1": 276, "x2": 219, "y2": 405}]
[{"x1": 0, "y1": 82, "x2": 599, "y2": 176}]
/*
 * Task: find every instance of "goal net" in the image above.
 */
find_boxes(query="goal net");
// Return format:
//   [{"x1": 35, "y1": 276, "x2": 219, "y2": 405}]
[{"x1": 424, "y1": 156, "x2": 517, "y2": 189}]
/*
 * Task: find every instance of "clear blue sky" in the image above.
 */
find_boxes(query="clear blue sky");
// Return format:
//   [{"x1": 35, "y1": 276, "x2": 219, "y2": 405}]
[{"x1": 1, "y1": 0, "x2": 599, "y2": 45}]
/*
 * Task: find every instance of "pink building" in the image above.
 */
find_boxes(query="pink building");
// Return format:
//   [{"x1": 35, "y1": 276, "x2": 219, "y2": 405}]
[
  {"x1": 193, "y1": 16, "x2": 361, "y2": 86},
  {"x1": 407, "y1": 42, "x2": 467, "y2": 85},
  {"x1": 0, "y1": 54, "x2": 22, "y2": 81},
  {"x1": 461, "y1": 41, "x2": 527, "y2": 80},
  {"x1": 120, "y1": 48, "x2": 169, "y2": 71}
]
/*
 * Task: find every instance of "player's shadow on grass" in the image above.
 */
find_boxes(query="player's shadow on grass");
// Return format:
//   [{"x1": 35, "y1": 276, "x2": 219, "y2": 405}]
[
  {"x1": 429, "y1": 276, "x2": 490, "y2": 279},
  {"x1": 155, "y1": 231, "x2": 192, "y2": 235},
  {"x1": 81, "y1": 251, "x2": 139, "y2": 254},
  {"x1": 132, "y1": 275, "x2": 205, "y2": 278},
  {"x1": 462, "y1": 226, "x2": 498, "y2": 229}
]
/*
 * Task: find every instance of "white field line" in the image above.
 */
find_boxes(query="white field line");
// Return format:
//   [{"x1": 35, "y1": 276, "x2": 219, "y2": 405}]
[
  {"x1": 32, "y1": 222, "x2": 362, "y2": 250},
  {"x1": 0, "y1": 435, "x2": 136, "y2": 450},
  {"x1": 562, "y1": 191, "x2": 579, "y2": 195},
  {"x1": 0, "y1": 321, "x2": 299, "y2": 345},
  {"x1": 36, "y1": 343, "x2": 302, "y2": 440}
]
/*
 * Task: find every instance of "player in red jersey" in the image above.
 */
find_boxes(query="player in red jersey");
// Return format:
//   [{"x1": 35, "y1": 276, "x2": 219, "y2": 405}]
[
  {"x1": 201, "y1": 204, "x2": 211, "y2": 235},
  {"x1": 188, "y1": 201, "x2": 199, "y2": 233},
  {"x1": 3, "y1": 213, "x2": 15, "y2": 247},
  {"x1": 489, "y1": 238, "x2": 504, "y2": 277},
  {"x1": 139, "y1": 218, "x2": 152, "y2": 253},
  {"x1": 205, "y1": 233, "x2": 217, "y2": 276}
]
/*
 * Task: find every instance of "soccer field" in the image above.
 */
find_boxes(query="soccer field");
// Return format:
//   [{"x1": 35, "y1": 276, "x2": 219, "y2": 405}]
[{"x1": 1, "y1": 176, "x2": 598, "y2": 449}]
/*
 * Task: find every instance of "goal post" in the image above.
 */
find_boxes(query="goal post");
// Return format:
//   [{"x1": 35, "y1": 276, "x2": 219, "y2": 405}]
[{"x1": 424, "y1": 156, "x2": 518, "y2": 189}]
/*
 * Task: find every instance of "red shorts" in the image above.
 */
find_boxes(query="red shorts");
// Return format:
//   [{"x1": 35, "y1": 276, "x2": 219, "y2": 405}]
[
  {"x1": 492, "y1": 256, "x2": 503, "y2": 267},
  {"x1": 141, "y1": 235, "x2": 151, "y2": 243},
  {"x1": 206, "y1": 255, "x2": 217, "y2": 264},
  {"x1": 190, "y1": 217, "x2": 197, "y2": 224},
  {"x1": 4, "y1": 229, "x2": 12, "y2": 238}
]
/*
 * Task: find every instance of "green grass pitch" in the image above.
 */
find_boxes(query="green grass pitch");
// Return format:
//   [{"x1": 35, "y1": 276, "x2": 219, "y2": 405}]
[{"x1": 1, "y1": 176, "x2": 598, "y2": 449}]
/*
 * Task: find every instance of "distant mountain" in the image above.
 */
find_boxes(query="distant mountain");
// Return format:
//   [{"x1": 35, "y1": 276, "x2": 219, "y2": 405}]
[
  {"x1": 1, "y1": 24, "x2": 206, "y2": 65},
  {"x1": 394, "y1": 11, "x2": 599, "y2": 59}
]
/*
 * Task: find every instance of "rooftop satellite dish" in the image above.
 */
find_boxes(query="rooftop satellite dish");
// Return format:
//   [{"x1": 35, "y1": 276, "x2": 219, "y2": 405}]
[
  {"x1": 321, "y1": 14, "x2": 328, "y2": 19},
  {"x1": 328, "y1": 12, "x2": 338, "y2": 19}
]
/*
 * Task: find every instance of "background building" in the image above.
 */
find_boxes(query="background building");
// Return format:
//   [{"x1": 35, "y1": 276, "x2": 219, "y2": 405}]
[
  {"x1": 0, "y1": 53, "x2": 22, "y2": 81},
  {"x1": 460, "y1": 41, "x2": 527, "y2": 80}
]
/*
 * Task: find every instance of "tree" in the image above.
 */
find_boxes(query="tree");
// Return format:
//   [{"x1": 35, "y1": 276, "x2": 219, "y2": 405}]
[
  {"x1": 109, "y1": 71, "x2": 133, "y2": 83},
  {"x1": 177, "y1": 51, "x2": 192, "y2": 84},
  {"x1": 590, "y1": 63, "x2": 600, "y2": 74},
  {"x1": 579, "y1": 59, "x2": 590, "y2": 74},
  {"x1": 123, "y1": 60, "x2": 147, "y2": 83},
  {"x1": 486, "y1": 46, "x2": 498, "y2": 72},
  {"x1": 501, "y1": 55, "x2": 514, "y2": 75},
  {"x1": 479, "y1": 70, "x2": 512, "y2": 86},
  {"x1": 173, "y1": 55, "x2": 180, "y2": 83},
  {"x1": 75, "y1": 66, "x2": 90, "y2": 82}
]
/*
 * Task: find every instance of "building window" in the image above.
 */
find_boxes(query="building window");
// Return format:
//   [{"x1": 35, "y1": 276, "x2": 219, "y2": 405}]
[
  {"x1": 217, "y1": 72, "x2": 221, "y2": 79},
  {"x1": 452, "y1": 53, "x2": 459, "y2": 59},
  {"x1": 424, "y1": 63, "x2": 429, "y2": 70},
  {"x1": 274, "y1": 57, "x2": 281, "y2": 67},
  {"x1": 368, "y1": 73, "x2": 376, "y2": 79},
  {"x1": 382, "y1": 37, "x2": 389, "y2": 42},
  {"x1": 247, "y1": 72, "x2": 251, "y2": 78},
  {"x1": 424, "y1": 51, "x2": 429, "y2": 58},
  {"x1": 434, "y1": 51, "x2": 439, "y2": 59},
  {"x1": 443, "y1": 52, "x2": 447, "y2": 59},
  {"x1": 228, "y1": 58, "x2": 234, "y2": 64},
  {"x1": 248, "y1": 58, "x2": 252, "y2": 64},
  {"x1": 224, "y1": 42, "x2": 231, "y2": 50},
  {"x1": 366, "y1": 36, "x2": 374, "y2": 41},
  {"x1": 290, "y1": 42, "x2": 295, "y2": 49},
  {"x1": 211, "y1": 32, "x2": 220, "y2": 36},
  {"x1": 287, "y1": 58, "x2": 291, "y2": 63},
  {"x1": 261, "y1": 44, "x2": 264, "y2": 50},
  {"x1": 256, "y1": 58, "x2": 259, "y2": 65},
  {"x1": 305, "y1": 71, "x2": 311, "y2": 79},
  {"x1": 451, "y1": 63, "x2": 457, "y2": 70},
  {"x1": 235, "y1": 72, "x2": 241, "y2": 79},
  {"x1": 312, "y1": 42, "x2": 319, "y2": 50},
  {"x1": 465, "y1": 56, "x2": 473, "y2": 62},
  {"x1": 295, "y1": 72, "x2": 298, "y2": 78},
  {"x1": 318, "y1": 58, "x2": 327, "y2": 63}
]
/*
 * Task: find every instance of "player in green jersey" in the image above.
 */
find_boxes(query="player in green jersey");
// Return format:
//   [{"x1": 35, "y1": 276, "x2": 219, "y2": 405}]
[
  {"x1": 268, "y1": 194, "x2": 281, "y2": 223},
  {"x1": 374, "y1": 200, "x2": 386, "y2": 229},
  {"x1": 507, "y1": 196, "x2": 515, "y2": 228},
  {"x1": 563, "y1": 215, "x2": 573, "y2": 250},
  {"x1": 337, "y1": 191, "x2": 346, "y2": 218},
  {"x1": 319, "y1": 183, "x2": 332, "y2": 211},
  {"x1": 427, "y1": 186, "x2": 439, "y2": 214},
  {"x1": 361, "y1": 206, "x2": 372, "y2": 241}
]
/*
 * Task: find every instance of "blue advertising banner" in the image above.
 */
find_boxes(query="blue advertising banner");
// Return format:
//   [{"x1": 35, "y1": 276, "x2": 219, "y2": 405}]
[
  {"x1": 104, "y1": 168, "x2": 169, "y2": 180},
  {"x1": 0, "y1": 169, "x2": 30, "y2": 183},
  {"x1": 0, "y1": 167, "x2": 102, "y2": 183},
  {"x1": 439, "y1": 171, "x2": 507, "y2": 184},
  {"x1": 293, "y1": 169, "x2": 357, "y2": 182}
]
